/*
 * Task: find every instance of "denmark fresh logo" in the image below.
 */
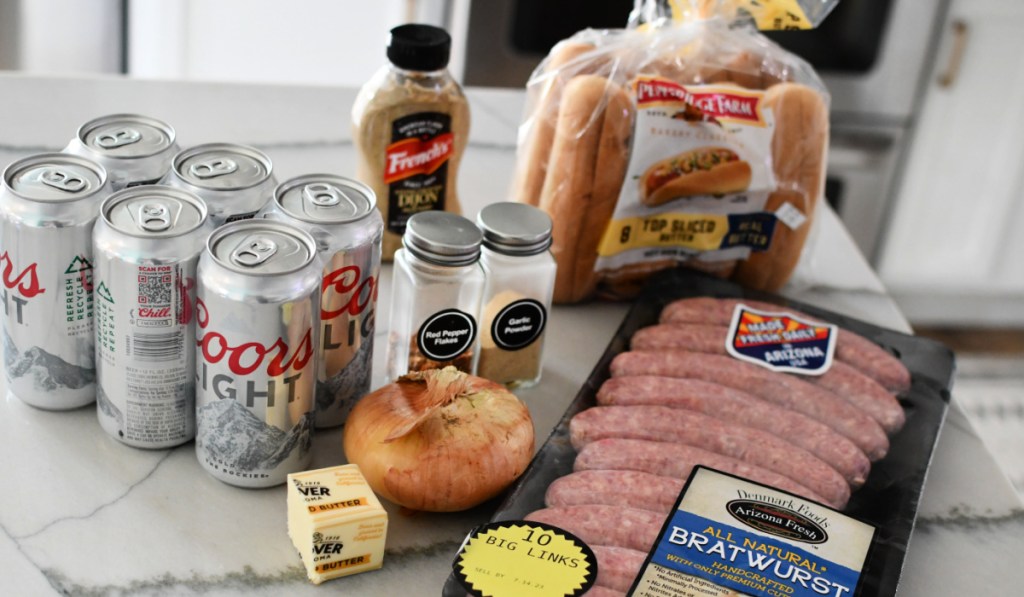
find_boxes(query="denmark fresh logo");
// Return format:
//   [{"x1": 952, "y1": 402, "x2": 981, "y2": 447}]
[{"x1": 725, "y1": 304, "x2": 836, "y2": 375}]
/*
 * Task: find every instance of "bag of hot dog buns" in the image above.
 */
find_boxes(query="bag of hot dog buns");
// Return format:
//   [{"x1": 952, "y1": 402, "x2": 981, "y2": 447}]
[{"x1": 511, "y1": 0, "x2": 836, "y2": 303}]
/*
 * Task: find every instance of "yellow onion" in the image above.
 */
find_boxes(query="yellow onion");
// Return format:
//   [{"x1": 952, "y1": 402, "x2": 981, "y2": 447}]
[{"x1": 343, "y1": 366, "x2": 535, "y2": 512}]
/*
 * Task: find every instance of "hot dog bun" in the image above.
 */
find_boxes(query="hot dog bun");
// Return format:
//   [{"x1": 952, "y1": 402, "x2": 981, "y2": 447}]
[
  {"x1": 513, "y1": 41, "x2": 599, "y2": 207},
  {"x1": 733, "y1": 83, "x2": 828, "y2": 291},
  {"x1": 541, "y1": 75, "x2": 632, "y2": 303},
  {"x1": 640, "y1": 147, "x2": 752, "y2": 206}
]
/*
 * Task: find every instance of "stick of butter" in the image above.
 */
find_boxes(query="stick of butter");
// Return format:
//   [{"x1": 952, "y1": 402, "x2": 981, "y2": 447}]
[{"x1": 287, "y1": 464, "x2": 388, "y2": 584}]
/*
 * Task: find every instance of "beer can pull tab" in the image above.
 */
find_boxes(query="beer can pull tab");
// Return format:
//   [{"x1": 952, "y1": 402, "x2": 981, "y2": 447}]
[
  {"x1": 190, "y1": 158, "x2": 238, "y2": 180},
  {"x1": 138, "y1": 202, "x2": 172, "y2": 232},
  {"x1": 40, "y1": 168, "x2": 88, "y2": 193},
  {"x1": 96, "y1": 127, "x2": 142, "y2": 149},
  {"x1": 303, "y1": 183, "x2": 343, "y2": 207},
  {"x1": 232, "y1": 237, "x2": 278, "y2": 267}
]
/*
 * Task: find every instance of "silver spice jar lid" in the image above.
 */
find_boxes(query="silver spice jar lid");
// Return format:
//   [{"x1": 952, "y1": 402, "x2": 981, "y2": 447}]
[
  {"x1": 403, "y1": 211, "x2": 482, "y2": 266},
  {"x1": 476, "y1": 202, "x2": 552, "y2": 256}
]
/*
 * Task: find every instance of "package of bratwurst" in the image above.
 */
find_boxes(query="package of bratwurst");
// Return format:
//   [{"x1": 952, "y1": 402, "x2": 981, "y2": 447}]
[{"x1": 510, "y1": 0, "x2": 839, "y2": 303}]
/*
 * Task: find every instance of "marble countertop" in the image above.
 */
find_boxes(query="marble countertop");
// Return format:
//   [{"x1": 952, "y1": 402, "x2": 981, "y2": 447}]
[{"x1": 0, "y1": 74, "x2": 1021, "y2": 596}]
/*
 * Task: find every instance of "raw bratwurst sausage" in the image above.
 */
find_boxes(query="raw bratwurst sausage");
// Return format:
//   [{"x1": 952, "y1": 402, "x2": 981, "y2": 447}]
[
  {"x1": 573, "y1": 438, "x2": 828, "y2": 505},
  {"x1": 610, "y1": 350, "x2": 889, "y2": 460},
  {"x1": 545, "y1": 469, "x2": 683, "y2": 513},
  {"x1": 631, "y1": 323, "x2": 905, "y2": 433},
  {"x1": 591, "y1": 545, "x2": 648, "y2": 593},
  {"x1": 597, "y1": 376, "x2": 870, "y2": 486},
  {"x1": 570, "y1": 405, "x2": 849, "y2": 508}
]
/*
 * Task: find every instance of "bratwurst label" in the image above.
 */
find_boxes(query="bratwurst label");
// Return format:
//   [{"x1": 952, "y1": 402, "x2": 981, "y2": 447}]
[{"x1": 631, "y1": 467, "x2": 875, "y2": 597}]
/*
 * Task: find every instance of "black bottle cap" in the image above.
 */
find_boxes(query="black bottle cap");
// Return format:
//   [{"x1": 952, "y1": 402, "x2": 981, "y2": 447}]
[{"x1": 387, "y1": 24, "x2": 452, "y2": 71}]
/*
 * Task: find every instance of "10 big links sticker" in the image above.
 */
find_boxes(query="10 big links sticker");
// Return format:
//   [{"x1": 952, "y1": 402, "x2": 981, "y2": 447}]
[
  {"x1": 491, "y1": 299, "x2": 546, "y2": 351},
  {"x1": 417, "y1": 308, "x2": 477, "y2": 361},
  {"x1": 453, "y1": 521, "x2": 597, "y2": 597}
]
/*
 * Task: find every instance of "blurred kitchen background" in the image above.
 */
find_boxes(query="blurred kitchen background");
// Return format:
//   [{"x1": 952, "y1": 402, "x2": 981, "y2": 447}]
[{"x1": 0, "y1": 0, "x2": 1021, "y2": 492}]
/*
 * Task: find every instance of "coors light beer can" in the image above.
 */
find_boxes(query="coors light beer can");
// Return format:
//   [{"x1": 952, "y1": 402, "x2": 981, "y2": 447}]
[
  {"x1": 161, "y1": 143, "x2": 276, "y2": 226},
  {"x1": 94, "y1": 186, "x2": 212, "y2": 448},
  {"x1": 195, "y1": 220, "x2": 321, "y2": 487},
  {"x1": 64, "y1": 114, "x2": 178, "y2": 190},
  {"x1": 0, "y1": 153, "x2": 112, "y2": 409},
  {"x1": 260, "y1": 175, "x2": 382, "y2": 428}
]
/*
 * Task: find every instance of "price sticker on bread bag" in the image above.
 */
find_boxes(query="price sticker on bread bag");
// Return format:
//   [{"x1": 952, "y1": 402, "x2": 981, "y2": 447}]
[
  {"x1": 725, "y1": 303, "x2": 837, "y2": 375},
  {"x1": 453, "y1": 521, "x2": 597, "y2": 597}
]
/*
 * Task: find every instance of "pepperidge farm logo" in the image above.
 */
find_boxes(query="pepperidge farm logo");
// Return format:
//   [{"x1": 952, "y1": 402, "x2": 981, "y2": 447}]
[
  {"x1": 725, "y1": 304, "x2": 836, "y2": 375},
  {"x1": 633, "y1": 76, "x2": 766, "y2": 125}
]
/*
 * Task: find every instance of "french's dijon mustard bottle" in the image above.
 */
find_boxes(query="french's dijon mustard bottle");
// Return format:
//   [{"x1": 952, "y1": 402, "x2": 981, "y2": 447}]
[{"x1": 352, "y1": 24, "x2": 470, "y2": 261}]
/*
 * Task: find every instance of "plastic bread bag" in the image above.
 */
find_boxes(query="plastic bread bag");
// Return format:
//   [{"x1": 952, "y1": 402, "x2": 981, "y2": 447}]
[{"x1": 510, "y1": 0, "x2": 835, "y2": 303}]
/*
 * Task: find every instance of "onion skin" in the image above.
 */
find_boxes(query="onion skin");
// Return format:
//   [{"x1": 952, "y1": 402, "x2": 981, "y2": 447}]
[{"x1": 343, "y1": 367, "x2": 535, "y2": 512}]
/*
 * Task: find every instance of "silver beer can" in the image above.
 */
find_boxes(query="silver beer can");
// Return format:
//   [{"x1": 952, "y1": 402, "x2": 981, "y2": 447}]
[
  {"x1": 94, "y1": 186, "x2": 212, "y2": 448},
  {"x1": 260, "y1": 174, "x2": 382, "y2": 428},
  {"x1": 161, "y1": 143, "x2": 276, "y2": 226},
  {"x1": 0, "y1": 153, "x2": 112, "y2": 409},
  {"x1": 64, "y1": 114, "x2": 178, "y2": 190},
  {"x1": 195, "y1": 220, "x2": 321, "y2": 488}
]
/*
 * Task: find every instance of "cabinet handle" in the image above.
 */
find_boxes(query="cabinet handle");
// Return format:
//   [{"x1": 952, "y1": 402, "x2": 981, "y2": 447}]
[{"x1": 937, "y1": 20, "x2": 968, "y2": 88}]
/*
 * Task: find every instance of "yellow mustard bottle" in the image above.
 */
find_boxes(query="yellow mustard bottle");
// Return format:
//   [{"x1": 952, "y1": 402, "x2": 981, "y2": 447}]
[{"x1": 352, "y1": 24, "x2": 470, "y2": 261}]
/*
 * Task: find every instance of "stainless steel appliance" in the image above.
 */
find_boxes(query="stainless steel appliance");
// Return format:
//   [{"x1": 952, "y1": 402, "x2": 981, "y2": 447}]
[{"x1": 448, "y1": 0, "x2": 950, "y2": 261}]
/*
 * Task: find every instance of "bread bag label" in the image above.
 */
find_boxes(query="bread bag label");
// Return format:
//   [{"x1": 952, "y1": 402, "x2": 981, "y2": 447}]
[
  {"x1": 595, "y1": 78, "x2": 781, "y2": 271},
  {"x1": 630, "y1": 467, "x2": 875, "y2": 597},
  {"x1": 384, "y1": 112, "x2": 453, "y2": 235},
  {"x1": 725, "y1": 303, "x2": 837, "y2": 375}
]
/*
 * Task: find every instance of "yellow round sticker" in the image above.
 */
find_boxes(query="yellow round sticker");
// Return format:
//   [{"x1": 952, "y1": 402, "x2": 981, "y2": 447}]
[{"x1": 453, "y1": 521, "x2": 597, "y2": 597}]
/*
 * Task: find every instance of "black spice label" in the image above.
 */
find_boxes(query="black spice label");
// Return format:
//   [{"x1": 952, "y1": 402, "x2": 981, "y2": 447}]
[
  {"x1": 417, "y1": 308, "x2": 476, "y2": 362},
  {"x1": 490, "y1": 299, "x2": 546, "y2": 351},
  {"x1": 384, "y1": 112, "x2": 453, "y2": 235}
]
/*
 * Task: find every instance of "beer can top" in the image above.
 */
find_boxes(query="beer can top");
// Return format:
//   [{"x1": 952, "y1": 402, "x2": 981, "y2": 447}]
[
  {"x1": 101, "y1": 185, "x2": 208, "y2": 238},
  {"x1": 275, "y1": 174, "x2": 376, "y2": 224},
  {"x1": 76, "y1": 114, "x2": 176, "y2": 159},
  {"x1": 173, "y1": 143, "x2": 273, "y2": 191},
  {"x1": 208, "y1": 221, "x2": 316, "y2": 275},
  {"x1": 2, "y1": 153, "x2": 107, "y2": 202}
]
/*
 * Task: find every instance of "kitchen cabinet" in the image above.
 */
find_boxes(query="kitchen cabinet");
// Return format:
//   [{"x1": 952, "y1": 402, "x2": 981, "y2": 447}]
[{"x1": 877, "y1": 0, "x2": 1024, "y2": 324}]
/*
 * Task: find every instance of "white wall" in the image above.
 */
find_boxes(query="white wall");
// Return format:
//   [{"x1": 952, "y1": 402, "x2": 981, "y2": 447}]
[
  {"x1": 128, "y1": 0, "x2": 447, "y2": 87},
  {"x1": 3, "y1": 0, "x2": 122, "y2": 74}
]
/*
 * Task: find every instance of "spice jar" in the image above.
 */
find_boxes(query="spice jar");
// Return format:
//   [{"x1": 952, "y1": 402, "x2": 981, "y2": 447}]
[
  {"x1": 475, "y1": 202, "x2": 556, "y2": 388},
  {"x1": 385, "y1": 211, "x2": 484, "y2": 382},
  {"x1": 352, "y1": 23, "x2": 470, "y2": 262}
]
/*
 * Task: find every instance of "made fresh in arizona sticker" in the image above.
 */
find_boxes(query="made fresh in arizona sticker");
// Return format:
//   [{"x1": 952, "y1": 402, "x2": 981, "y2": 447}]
[{"x1": 725, "y1": 303, "x2": 836, "y2": 375}]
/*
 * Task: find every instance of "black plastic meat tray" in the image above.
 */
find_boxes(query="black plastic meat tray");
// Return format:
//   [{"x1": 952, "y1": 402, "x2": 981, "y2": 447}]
[{"x1": 443, "y1": 269, "x2": 955, "y2": 596}]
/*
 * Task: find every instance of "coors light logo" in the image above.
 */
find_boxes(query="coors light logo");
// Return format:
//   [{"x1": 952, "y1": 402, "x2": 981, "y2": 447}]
[
  {"x1": 635, "y1": 76, "x2": 764, "y2": 124},
  {"x1": 195, "y1": 298, "x2": 314, "y2": 406},
  {"x1": 0, "y1": 251, "x2": 45, "y2": 325}
]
